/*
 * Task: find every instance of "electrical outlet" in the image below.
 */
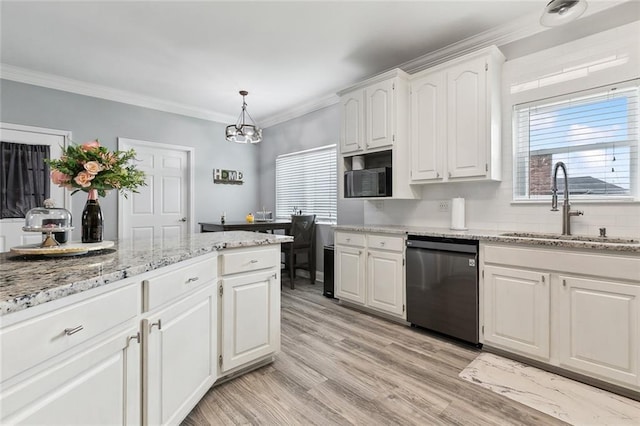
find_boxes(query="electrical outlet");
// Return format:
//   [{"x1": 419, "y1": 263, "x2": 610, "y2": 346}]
[{"x1": 438, "y1": 200, "x2": 449, "y2": 212}]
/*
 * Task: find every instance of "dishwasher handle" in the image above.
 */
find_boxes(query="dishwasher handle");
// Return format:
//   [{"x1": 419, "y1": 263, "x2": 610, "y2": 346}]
[{"x1": 406, "y1": 239, "x2": 477, "y2": 254}]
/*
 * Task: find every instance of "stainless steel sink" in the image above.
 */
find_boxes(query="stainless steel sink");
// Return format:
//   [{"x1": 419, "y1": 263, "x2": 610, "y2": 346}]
[{"x1": 499, "y1": 232, "x2": 639, "y2": 244}]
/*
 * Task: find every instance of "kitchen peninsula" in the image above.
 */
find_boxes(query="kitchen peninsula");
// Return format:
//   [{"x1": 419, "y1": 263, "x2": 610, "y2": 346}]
[{"x1": 0, "y1": 231, "x2": 292, "y2": 425}]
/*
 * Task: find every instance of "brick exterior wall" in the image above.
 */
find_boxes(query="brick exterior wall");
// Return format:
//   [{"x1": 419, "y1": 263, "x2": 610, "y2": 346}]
[{"x1": 530, "y1": 154, "x2": 552, "y2": 195}]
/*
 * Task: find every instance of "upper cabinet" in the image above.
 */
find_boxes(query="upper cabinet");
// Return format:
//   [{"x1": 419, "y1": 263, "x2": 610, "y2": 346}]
[
  {"x1": 338, "y1": 69, "x2": 419, "y2": 200},
  {"x1": 410, "y1": 46, "x2": 505, "y2": 183}
]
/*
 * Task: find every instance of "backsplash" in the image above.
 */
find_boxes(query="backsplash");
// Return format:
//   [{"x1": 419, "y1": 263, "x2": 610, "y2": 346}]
[{"x1": 365, "y1": 21, "x2": 640, "y2": 238}]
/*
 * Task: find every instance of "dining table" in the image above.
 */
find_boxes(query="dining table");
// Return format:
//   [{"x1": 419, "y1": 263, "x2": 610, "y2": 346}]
[{"x1": 199, "y1": 220, "x2": 292, "y2": 234}]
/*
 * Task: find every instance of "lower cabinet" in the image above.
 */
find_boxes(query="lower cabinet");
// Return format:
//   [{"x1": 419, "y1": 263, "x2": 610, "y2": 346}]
[
  {"x1": 557, "y1": 275, "x2": 640, "y2": 387},
  {"x1": 481, "y1": 243, "x2": 640, "y2": 393},
  {"x1": 483, "y1": 265, "x2": 550, "y2": 360},
  {"x1": 335, "y1": 244, "x2": 366, "y2": 305},
  {"x1": 143, "y1": 284, "x2": 217, "y2": 426},
  {"x1": 335, "y1": 231, "x2": 405, "y2": 319},
  {"x1": 0, "y1": 278, "x2": 141, "y2": 425},
  {"x1": 218, "y1": 245, "x2": 281, "y2": 375},
  {"x1": 220, "y1": 269, "x2": 280, "y2": 373}
]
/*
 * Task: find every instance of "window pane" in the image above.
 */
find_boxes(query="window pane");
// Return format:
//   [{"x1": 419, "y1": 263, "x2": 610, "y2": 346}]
[
  {"x1": 276, "y1": 145, "x2": 337, "y2": 223},
  {"x1": 514, "y1": 80, "x2": 639, "y2": 200}
]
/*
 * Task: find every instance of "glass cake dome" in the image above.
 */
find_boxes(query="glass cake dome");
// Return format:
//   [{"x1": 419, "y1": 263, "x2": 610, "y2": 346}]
[{"x1": 23, "y1": 199, "x2": 73, "y2": 246}]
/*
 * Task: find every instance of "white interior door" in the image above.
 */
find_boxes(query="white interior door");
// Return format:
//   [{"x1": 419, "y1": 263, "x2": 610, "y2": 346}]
[
  {"x1": 118, "y1": 138, "x2": 193, "y2": 248},
  {"x1": 0, "y1": 123, "x2": 71, "y2": 252}
]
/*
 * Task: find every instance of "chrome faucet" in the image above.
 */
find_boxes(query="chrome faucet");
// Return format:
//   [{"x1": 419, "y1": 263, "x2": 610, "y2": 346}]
[{"x1": 551, "y1": 161, "x2": 584, "y2": 235}]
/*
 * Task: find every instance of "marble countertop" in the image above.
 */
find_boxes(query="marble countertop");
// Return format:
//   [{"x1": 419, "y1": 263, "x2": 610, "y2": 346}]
[
  {"x1": 0, "y1": 231, "x2": 293, "y2": 316},
  {"x1": 334, "y1": 224, "x2": 640, "y2": 253}
]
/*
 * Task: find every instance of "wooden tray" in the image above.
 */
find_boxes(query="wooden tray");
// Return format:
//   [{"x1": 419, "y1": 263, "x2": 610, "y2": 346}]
[{"x1": 10, "y1": 240, "x2": 115, "y2": 256}]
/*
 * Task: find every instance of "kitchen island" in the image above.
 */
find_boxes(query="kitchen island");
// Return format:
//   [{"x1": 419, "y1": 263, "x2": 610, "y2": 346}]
[{"x1": 0, "y1": 231, "x2": 292, "y2": 425}]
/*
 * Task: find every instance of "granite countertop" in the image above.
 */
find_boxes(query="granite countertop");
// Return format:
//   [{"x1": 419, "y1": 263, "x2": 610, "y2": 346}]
[
  {"x1": 334, "y1": 224, "x2": 640, "y2": 253},
  {"x1": 0, "y1": 231, "x2": 293, "y2": 316}
]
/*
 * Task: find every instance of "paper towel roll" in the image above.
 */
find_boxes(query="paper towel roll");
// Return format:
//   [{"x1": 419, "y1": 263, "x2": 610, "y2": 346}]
[
  {"x1": 450, "y1": 197, "x2": 467, "y2": 230},
  {"x1": 352, "y1": 155, "x2": 365, "y2": 170}
]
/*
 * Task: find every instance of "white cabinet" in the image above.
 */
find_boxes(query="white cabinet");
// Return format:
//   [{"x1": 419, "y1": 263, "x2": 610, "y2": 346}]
[
  {"x1": 334, "y1": 231, "x2": 405, "y2": 319},
  {"x1": 218, "y1": 245, "x2": 281, "y2": 375},
  {"x1": 340, "y1": 89, "x2": 365, "y2": 154},
  {"x1": 557, "y1": 275, "x2": 639, "y2": 386},
  {"x1": 483, "y1": 265, "x2": 550, "y2": 360},
  {"x1": 144, "y1": 284, "x2": 217, "y2": 426},
  {"x1": 410, "y1": 71, "x2": 445, "y2": 181},
  {"x1": 480, "y1": 242, "x2": 640, "y2": 393},
  {"x1": 367, "y1": 249, "x2": 404, "y2": 317},
  {"x1": 0, "y1": 281, "x2": 141, "y2": 425},
  {"x1": 338, "y1": 69, "x2": 418, "y2": 200},
  {"x1": 141, "y1": 253, "x2": 217, "y2": 426},
  {"x1": 365, "y1": 78, "x2": 395, "y2": 150},
  {"x1": 335, "y1": 244, "x2": 366, "y2": 305},
  {"x1": 410, "y1": 45, "x2": 504, "y2": 183}
]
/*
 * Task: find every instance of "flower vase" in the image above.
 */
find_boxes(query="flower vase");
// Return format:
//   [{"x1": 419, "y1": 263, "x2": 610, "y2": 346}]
[{"x1": 81, "y1": 189, "x2": 103, "y2": 243}]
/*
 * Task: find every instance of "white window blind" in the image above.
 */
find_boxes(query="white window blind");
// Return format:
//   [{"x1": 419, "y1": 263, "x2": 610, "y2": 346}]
[
  {"x1": 276, "y1": 144, "x2": 337, "y2": 223},
  {"x1": 513, "y1": 80, "x2": 639, "y2": 201}
]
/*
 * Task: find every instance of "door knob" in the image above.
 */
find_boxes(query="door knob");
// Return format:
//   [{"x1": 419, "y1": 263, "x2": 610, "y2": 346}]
[{"x1": 179, "y1": 217, "x2": 187, "y2": 222}]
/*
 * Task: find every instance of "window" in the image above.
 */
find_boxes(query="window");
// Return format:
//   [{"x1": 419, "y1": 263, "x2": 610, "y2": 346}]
[
  {"x1": 276, "y1": 145, "x2": 337, "y2": 223},
  {"x1": 513, "y1": 80, "x2": 639, "y2": 201}
]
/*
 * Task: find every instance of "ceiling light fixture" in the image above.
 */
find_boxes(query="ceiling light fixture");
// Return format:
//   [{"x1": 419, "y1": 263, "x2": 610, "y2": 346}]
[
  {"x1": 225, "y1": 90, "x2": 262, "y2": 144},
  {"x1": 540, "y1": 0, "x2": 588, "y2": 27}
]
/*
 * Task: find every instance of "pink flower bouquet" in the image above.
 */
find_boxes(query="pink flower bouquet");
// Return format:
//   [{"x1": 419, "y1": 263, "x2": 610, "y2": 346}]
[{"x1": 47, "y1": 139, "x2": 146, "y2": 197}]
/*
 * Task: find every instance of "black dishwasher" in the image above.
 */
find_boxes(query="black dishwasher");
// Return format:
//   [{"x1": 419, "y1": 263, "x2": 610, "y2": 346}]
[{"x1": 406, "y1": 235, "x2": 480, "y2": 345}]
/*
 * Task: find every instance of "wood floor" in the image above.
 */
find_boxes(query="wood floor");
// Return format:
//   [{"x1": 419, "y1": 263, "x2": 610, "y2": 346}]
[{"x1": 182, "y1": 279, "x2": 566, "y2": 425}]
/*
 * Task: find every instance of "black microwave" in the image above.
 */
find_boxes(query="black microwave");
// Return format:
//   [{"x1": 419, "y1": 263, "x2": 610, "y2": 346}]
[{"x1": 344, "y1": 167, "x2": 392, "y2": 198}]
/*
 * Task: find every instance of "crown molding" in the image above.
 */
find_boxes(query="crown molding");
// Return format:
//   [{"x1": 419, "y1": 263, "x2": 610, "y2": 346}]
[
  {"x1": 258, "y1": 92, "x2": 340, "y2": 129},
  {"x1": 0, "y1": 64, "x2": 236, "y2": 124}
]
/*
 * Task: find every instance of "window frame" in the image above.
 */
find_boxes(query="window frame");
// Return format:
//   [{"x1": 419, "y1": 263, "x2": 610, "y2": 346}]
[{"x1": 512, "y1": 79, "x2": 639, "y2": 203}]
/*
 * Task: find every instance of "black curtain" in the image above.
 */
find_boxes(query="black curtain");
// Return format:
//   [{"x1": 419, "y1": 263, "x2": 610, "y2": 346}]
[{"x1": 0, "y1": 142, "x2": 50, "y2": 218}]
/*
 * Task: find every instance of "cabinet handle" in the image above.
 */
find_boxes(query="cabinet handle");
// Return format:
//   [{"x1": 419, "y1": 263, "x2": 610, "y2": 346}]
[
  {"x1": 541, "y1": 276, "x2": 545, "y2": 283},
  {"x1": 436, "y1": 172, "x2": 440, "y2": 178},
  {"x1": 250, "y1": 259, "x2": 259, "y2": 264},
  {"x1": 380, "y1": 241, "x2": 385, "y2": 246},
  {"x1": 448, "y1": 172, "x2": 452, "y2": 179},
  {"x1": 346, "y1": 238, "x2": 351, "y2": 242},
  {"x1": 64, "y1": 325, "x2": 84, "y2": 336},
  {"x1": 150, "y1": 320, "x2": 162, "y2": 332},
  {"x1": 127, "y1": 332, "x2": 140, "y2": 346},
  {"x1": 186, "y1": 276, "x2": 199, "y2": 284},
  {"x1": 562, "y1": 279, "x2": 567, "y2": 287}
]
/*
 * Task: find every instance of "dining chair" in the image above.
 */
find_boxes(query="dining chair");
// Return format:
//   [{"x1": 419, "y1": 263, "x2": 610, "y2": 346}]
[{"x1": 282, "y1": 214, "x2": 316, "y2": 289}]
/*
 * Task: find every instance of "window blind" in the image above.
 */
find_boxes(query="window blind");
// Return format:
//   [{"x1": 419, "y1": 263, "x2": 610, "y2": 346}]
[
  {"x1": 513, "y1": 80, "x2": 639, "y2": 200},
  {"x1": 276, "y1": 144, "x2": 337, "y2": 223}
]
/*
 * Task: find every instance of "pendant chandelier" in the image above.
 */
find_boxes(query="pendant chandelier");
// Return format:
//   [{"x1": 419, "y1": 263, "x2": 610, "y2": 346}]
[
  {"x1": 540, "y1": 0, "x2": 588, "y2": 27},
  {"x1": 225, "y1": 90, "x2": 262, "y2": 144}
]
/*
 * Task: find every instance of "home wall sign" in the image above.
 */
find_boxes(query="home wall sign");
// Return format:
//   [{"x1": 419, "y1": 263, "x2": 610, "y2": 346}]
[{"x1": 213, "y1": 168, "x2": 244, "y2": 185}]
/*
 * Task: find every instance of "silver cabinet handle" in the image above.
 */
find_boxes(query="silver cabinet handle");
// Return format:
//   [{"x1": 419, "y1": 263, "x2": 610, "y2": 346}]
[
  {"x1": 346, "y1": 238, "x2": 351, "y2": 242},
  {"x1": 64, "y1": 325, "x2": 84, "y2": 336},
  {"x1": 179, "y1": 217, "x2": 187, "y2": 222},
  {"x1": 127, "y1": 332, "x2": 140, "y2": 346},
  {"x1": 186, "y1": 277, "x2": 199, "y2": 284},
  {"x1": 448, "y1": 172, "x2": 452, "y2": 178},
  {"x1": 250, "y1": 259, "x2": 259, "y2": 264},
  {"x1": 150, "y1": 320, "x2": 162, "y2": 332},
  {"x1": 380, "y1": 241, "x2": 385, "y2": 246},
  {"x1": 436, "y1": 172, "x2": 440, "y2": 178}
]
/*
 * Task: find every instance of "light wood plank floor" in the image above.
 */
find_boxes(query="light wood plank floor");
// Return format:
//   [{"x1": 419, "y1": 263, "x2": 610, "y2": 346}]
[{"x1": 183, "y1": 278, "x2": 566, "y2": 425}]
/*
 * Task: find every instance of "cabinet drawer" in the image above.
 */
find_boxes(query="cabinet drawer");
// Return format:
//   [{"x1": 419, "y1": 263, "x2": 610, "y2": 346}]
[
  {"x1": 367, "y1": 234, "x2": 404, "y2": 252},
  {"x1": 335, "y1": 232, "x2": 366, "y2": 247},
  {"x1": 220, "y1": 246, "x2": 278, "y2": 276},
  {"x1": 145, "y1": 255, "x2": 217, "y2": 311},
  {"x1": 1, "y1": 283, "x2": 139, "y2": 382}
]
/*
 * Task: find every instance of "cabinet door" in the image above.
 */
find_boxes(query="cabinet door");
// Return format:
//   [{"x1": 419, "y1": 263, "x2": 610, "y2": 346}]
[
  {"x1": 1, "y1": 327, "x2": 141, "y2": 425},
  {"x1": 483, "y1": 266, "x2": 550, "y2": 360},
  {"x1": 220, "y1": 269, "x2": 280, "y2": 373},
  {"x1": 366, "y1": 249, "x2": 404, "y2": 317},
  {"x1": 340, "y1": 90, "x2": 364, "y2": 154},
  {"x1": 557, "y1": 275, "x2": 639, "y2": 386},
  {"x1": 410, "y1": 72, "x2": 445, "y2": 181},
  {"x1": 145, "y1": 285, "x2": 217, "y2": 426},
  {"x1": 335, "y1": 245, "x2": 366, "y2": 305},
  {"x1": 366, "y1": 79, "x2": 395, "y2": 150},
  {"x1": 447, "y1": 56, "x2": 487, "y2": 179}
]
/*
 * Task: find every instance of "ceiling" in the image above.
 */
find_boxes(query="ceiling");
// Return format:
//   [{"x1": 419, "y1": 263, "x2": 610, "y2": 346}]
[{"x1": 0, "y1": 1, "x2": 632, "y2": 127}]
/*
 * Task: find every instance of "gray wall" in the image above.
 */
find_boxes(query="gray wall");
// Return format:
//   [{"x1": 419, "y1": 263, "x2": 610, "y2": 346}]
[
  {"x1": 259, "y1": 104, "x2": 364, "y2": 276},
  {"x1": 1, "y1": 79, "x2": 260, "y2": 240}
]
